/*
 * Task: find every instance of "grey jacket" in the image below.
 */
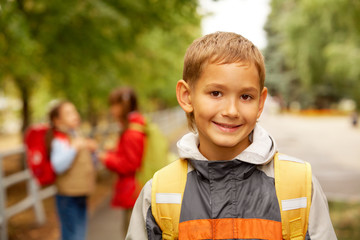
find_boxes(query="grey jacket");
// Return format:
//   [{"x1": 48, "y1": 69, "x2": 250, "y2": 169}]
[{"x1": 126, "y1": 124, "x2": 337, "y2": 239}]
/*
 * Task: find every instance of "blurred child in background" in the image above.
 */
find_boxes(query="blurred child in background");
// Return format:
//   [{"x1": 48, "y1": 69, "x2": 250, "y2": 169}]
[
  {"x1": 98, "y1": 87, "x2": 146, "y2": 233},
  {"x1": 46, "y1": 100, "x2": 97, "y2": 240}
]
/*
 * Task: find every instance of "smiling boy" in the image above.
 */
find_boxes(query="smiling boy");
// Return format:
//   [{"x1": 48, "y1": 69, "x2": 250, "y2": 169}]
[
  {"x1": 178, "y1": 62, "x2": 267, "y2": 161},
  {"x1": 126, "y1": 32, "x2": 336, "y2": 240}
]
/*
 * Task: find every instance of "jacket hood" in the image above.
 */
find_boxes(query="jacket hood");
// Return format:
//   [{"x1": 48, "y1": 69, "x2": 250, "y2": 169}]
[{"x1": 177, "y1": 124, "x2": 277, "y2": 165}]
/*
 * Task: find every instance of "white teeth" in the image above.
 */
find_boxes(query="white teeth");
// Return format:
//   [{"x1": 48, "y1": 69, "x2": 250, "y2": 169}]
[{"x1": 217, "y1": 123, "x2": 237, "y2": 128}]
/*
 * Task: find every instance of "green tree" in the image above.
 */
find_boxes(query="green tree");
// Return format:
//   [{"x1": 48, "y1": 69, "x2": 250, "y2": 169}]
[
  {"x1": 0, "y1": 0, "x2": 201, "y2": 130},
  {"x1": 265, "y1": 0, "x2": 360, "y2": 109},
  {"x1": 0, "y1": 1, "x2": 42, "y2": 131}
]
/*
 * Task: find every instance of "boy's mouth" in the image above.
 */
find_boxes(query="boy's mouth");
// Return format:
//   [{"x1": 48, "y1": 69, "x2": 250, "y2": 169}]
[{"x1": 213, "y1": 121, "x2": 242, "y2": 132}]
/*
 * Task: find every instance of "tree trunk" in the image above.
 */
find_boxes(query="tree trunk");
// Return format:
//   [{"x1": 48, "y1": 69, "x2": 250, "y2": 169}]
[
  {"x1": 16, "y1": 79, "x2": 31, "y2": 170},
  {"x1": 87, "y1": 97, "x2": 98, "y2": 138},
  {"x1": 18, "y1": 83, "x2": 31, "y2": 134}
]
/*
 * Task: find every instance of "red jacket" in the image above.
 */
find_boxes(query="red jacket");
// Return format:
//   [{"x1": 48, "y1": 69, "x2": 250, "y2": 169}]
[{"x1": 104, "y1": 112, "x2": 146, "y2": 208}]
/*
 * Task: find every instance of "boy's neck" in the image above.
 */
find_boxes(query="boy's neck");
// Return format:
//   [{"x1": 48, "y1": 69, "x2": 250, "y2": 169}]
[{"x1": 198, "y1": 137, "x2": 251, "y2": 161}]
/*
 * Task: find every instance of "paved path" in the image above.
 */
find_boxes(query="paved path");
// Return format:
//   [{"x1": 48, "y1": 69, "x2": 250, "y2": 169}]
[
  {"x1": 259, "y1": 113, "x2": 360, "y2": 201},
  {"x1": 88, "y1": 197, "x2": 126, "y2": 240},
  {"x1": 88, "y1": 113, "x2": 360, "y2": 239}
]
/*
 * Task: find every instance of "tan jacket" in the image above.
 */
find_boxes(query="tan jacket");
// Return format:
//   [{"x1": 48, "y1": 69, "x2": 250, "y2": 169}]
[{"x1": 56, "y1": 148, "x2": 96, "y2": 196}]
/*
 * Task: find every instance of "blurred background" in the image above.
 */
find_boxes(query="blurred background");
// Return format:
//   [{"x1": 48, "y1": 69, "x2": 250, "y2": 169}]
[{"x1": 1, "y1": 0, "x2": 360, "y2": 239}]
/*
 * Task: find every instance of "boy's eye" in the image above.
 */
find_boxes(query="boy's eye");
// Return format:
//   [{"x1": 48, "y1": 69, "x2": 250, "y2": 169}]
[
  {"x1": 241, "y1": 94, "x2": 252, "y2": 101},
  {"x1": 210, "y1": 91, "x2": 222, "y2": 97}
]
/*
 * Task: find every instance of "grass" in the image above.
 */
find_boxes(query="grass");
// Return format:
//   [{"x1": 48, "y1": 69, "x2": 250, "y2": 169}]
[{"x1": 329, "y1": 200, "x2": 360, "y2": 240}]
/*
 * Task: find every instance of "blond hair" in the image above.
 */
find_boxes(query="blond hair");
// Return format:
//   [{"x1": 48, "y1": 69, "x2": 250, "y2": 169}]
[{"x1": 182, "y1": 32, "x2": 266, "y2": 131}]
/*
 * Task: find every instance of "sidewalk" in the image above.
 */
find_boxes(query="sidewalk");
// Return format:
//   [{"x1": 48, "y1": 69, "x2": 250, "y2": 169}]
[
  {"x1": 88, "y1": 196, "x2": 126, "y2": 240},
  {"x1": 260, "y1": 113, "x2": 360, "y2": 201}
]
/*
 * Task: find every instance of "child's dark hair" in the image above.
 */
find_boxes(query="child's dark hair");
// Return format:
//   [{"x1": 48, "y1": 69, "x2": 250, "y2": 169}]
[
  {"x1": 108, "y1": 87, "x2": 138, "y2": 122},
  {"x1": 45, "y1": 100, "x2": 71, "y2": 154},
  {"x1": 48, "y1": 100, "x2": 71, "y2": 127}
]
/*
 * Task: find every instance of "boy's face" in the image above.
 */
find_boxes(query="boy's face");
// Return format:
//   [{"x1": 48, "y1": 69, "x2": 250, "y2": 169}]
[{"x1": 177, "y1": 62, "x2": 267, "y2": 160}]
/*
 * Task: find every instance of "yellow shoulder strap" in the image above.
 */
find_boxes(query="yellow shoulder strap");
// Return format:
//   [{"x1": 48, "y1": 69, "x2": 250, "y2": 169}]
[
  {"x1": 151, "y1": 154, "x2": 311, "y2": 240},
  {"x1": 274, "y1": 153, "x2": 312, "y2": 240},
  {"x1": 151, "y1": 159, "x2": 188, "y2": 240},
  {"x1": 128, "y1": 122, "x2": 146, "y2": 133}
]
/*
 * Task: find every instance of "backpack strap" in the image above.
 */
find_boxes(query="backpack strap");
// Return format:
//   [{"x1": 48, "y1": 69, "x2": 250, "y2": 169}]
[
  {"x1": 128, "y1": 122, "x2": 146, "y2": 133},
  {"x1": 151, "y1": 154, "x2": 311, "y2": 240},
  {"x1": 151, "y1": 159, "x2": 188, "y2": 240},
  {"x1": 274, "y1": 153, "x2": 312, "y2": 240}
]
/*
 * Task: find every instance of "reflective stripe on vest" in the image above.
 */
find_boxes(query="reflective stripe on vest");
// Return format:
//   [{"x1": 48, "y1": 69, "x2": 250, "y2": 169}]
[{"x1": 274, "y1": 153, "x2": 312, "y2": 240}]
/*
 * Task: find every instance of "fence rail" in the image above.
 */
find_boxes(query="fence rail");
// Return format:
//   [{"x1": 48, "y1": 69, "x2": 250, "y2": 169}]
[{"x1": 0, "y1": 146, "x2": 57, "y2": 240}]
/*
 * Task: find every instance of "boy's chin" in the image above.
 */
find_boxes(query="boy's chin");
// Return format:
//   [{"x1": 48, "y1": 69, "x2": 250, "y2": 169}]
[{"x1": 212, "y1": 138, "x2": 250, "y2": 149}]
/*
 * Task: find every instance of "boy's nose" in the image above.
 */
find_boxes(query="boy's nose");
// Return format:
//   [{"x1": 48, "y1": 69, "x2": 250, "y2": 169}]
[{"x1": 222, "y1": 99, "x2": 240, "y2": 118}]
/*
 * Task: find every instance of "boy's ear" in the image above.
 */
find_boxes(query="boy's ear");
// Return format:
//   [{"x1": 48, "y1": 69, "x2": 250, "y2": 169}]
[
  {"x1": 257, "y1": 87, "x2": 268, "y2": 119},
  {"x1": 176, "y1": 80, "x2": 193, "y2": 113}
]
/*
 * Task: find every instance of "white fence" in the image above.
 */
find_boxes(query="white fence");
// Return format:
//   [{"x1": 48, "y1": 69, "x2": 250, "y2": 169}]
[{"x1": 0, "y1": 146, "x2": 57, "y2": 240}]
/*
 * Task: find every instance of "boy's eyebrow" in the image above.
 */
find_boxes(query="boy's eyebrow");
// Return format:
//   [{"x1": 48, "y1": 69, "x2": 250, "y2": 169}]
[
  {"x1": 204, "y1": 83, "x2": 227, "y2": 89},
  {"x1": 239, "y1": 86, "x2": 259, "y2": 93},
  {"x1": 204, "y1": 83, "x2": 259, "y2": 93}
]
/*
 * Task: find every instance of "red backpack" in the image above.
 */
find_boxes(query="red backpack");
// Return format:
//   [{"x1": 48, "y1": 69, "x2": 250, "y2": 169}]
[{"x1": 24, "y1": 124, "x2": 56, "y2": 186}]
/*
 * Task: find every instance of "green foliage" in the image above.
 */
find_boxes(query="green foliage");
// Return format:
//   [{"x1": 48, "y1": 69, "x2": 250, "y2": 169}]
[
  {"x1": 265, "y1": 0, "x2": 360, "y2": 109},
  {"x1": 329, "y1": 201, "x2": 360, "y2": 240},
  {"x1": 0, "y1": 0, "x2": 201, "y2": 128}
]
